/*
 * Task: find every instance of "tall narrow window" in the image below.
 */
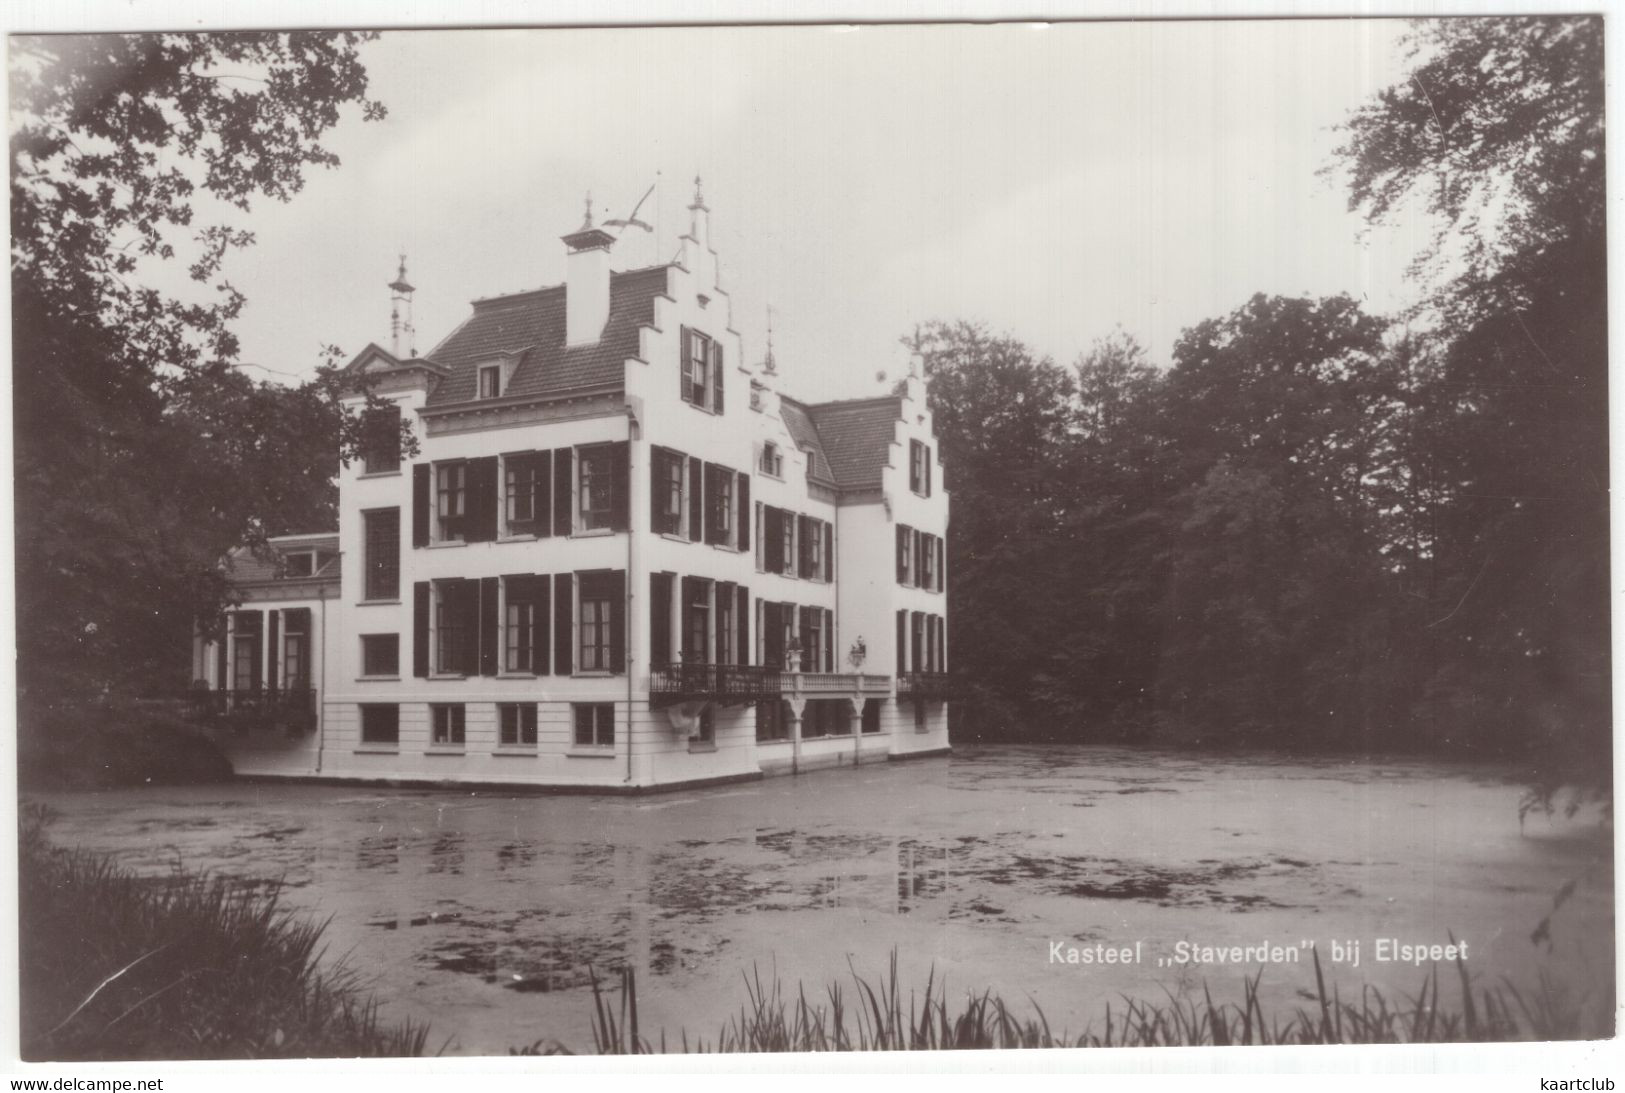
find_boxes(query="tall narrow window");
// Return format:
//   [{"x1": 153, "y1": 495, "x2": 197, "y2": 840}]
[
  {"x1": 578, "y1": 445, "x2": 615, "y2": 531},
  {"x1": 654, "y1": 448, "x2": 685, "y2": 536},
  {"x1": 232, "y1": 611, "x2": 262, "y2": 690},
  {"x1": 682, "y1": 577, "x2": 712, "y2": 664},
  {"x1": 282, "y1": 609, "x2": 310, "y2": 689},
  {"x1": 896, "y1": 524, "x2": 913, "y2": 587},
  {"x1": 436, "y1": 462, "x2": 466, "y2": 542},
  {"x1": 361, "y1": 404, "x2": 402, "y2": 474},
  {"x1": 504, "y1": 453, "x2": 539, "y2": 534},
  {"x1": 577, "y1": 572, "x2": 623, "y2": 673},
  {"x1": 364, "y1": 509, "x2": 400, "y2": 600},
  {"x1": 716, "y1": 582, "x2": 736, "y2": 666},
  {"x1": 434, "y1": 580, "x2": 473, "y2": 674},
  {"x1": 910, "y1": 440, "x2": 930, "y2": 496},
  {"x1": 505, "y1": 596, "x2": 535, "y2": 672}
]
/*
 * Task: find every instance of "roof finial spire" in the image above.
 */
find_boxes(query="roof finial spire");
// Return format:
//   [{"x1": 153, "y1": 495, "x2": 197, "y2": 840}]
[
  {"x1": 690, "y1": 175, "x2": 707, "y2": 210},
  {"x1": 580, "y1": 191, "x2": 594, "y2": 231},
  {"x1": 763, "y1": 304, "x2": 778, "y2": 375},
  {"x1": 388, "y1": 253, "x2": 416, "y2": 357}
]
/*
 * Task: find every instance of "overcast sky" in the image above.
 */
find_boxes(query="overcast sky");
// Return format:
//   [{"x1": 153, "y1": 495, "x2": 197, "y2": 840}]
[{"x1": 214, "y1": 19, "x2": 1425, "y2": 403}]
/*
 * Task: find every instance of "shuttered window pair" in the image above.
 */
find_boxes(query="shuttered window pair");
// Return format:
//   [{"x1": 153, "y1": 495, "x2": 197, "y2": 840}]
[
  {"x1": 412, "y1": 570, "x2": 624, "y2": 678},
  {"x1": 410, "y1": 442, "x2": 629, "y2": 546},
  {"x1": 895, "y1": 525, "x2": 945, "y2": 592},
  {"x1": 895, "y1": 609, "x2": 948, "y2": 674}
]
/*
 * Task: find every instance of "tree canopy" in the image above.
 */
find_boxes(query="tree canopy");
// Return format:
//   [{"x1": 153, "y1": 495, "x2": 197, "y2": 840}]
[{"x1": 11, "y1": 32, "x2": 388, "y2": 697}]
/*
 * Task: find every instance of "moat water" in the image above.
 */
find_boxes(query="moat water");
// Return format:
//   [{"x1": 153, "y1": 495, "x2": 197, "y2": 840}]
[{"x1": 30, "y1": 744, "x2": 1614, "y2": 1053}]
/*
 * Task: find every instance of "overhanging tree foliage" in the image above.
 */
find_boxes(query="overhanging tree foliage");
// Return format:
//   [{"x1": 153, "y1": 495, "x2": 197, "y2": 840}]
[{"x1": 11, "y1": 32, "x2": 389, "y2": 699}]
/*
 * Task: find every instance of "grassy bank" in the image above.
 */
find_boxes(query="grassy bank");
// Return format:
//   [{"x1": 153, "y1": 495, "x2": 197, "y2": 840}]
[
  {"x1": 18, "y1": 696, "x2": 233, "y2": 790},
  {"x1": 554, "y1": 951, "x2": 1597, "y2": 1053},
  {"x1": 19, "y1": 806, "x2": 429, "y2": 1060}
]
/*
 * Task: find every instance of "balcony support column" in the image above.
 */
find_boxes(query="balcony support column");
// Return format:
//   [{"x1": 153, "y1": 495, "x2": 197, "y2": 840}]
[{"x1": 786, "y1": 690, "x2": 807, "y2": 775}]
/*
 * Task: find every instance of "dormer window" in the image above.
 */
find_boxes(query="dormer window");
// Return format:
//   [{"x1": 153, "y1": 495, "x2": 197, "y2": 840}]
[
  {"x1": 760, "y1": 442, "x2": 783, "y2": 478},
  {"x1": 479, "y1": 364, "x2": 502, "y2": 399},
  {"x1": 282, "y1": 551, "x2": 315, "y2": 578}
]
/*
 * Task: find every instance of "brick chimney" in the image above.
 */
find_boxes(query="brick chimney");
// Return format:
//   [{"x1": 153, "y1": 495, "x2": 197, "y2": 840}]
[{"x1": 562, "y1": 195, "x2": 615, "y2": 347}]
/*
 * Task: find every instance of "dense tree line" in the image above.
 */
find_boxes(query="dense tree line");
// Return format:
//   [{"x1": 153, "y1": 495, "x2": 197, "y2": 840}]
[
  {"x1": 928, "y1": 18, "x2": 1608, "y2": 801},
  {"x1": 11, "y1": 33, "x2": 394, "y2": 705}
]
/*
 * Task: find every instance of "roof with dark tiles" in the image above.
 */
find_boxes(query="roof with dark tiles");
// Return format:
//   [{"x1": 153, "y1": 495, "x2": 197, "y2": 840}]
[
  {"x1": 781, "y1": 395, "x2": 903, "y2": 492},
  {"x1": 423, "y1": 265, "x2": 670, "y2": 406}
]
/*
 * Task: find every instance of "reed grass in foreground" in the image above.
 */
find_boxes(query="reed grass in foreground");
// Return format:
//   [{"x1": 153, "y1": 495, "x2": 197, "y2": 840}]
[
  {"x1": 19, "y1": 806, "x2": 431, "y2": 1060},
  {"x1": 554, "y1": 949, "x2": 1598, "y2": 1053}
]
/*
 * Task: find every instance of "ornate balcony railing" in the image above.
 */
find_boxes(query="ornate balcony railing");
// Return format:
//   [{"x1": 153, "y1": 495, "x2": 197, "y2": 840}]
[
  {"x1": 188, "y1": 687, "x2": 318, "y2": 734},
  {"x1": 896, "y1": 671, "x2": 957, "y2": 702},
  {"x1": 649, "y1": 663, "x2": 784, "y2": 706}
]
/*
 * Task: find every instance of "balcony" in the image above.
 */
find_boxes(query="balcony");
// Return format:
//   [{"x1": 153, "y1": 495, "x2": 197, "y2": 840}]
[
  {"x1": 649, "y1": 666, "x2": 893, "y2": 708},
  {"x1": 896, "y1": 671, "x2": 957, "y2": 702},
  {"x1": 188, "y1": 688, "x2": 318, "y2": 735},
  {"x1": 649, "y1": 663, "x2": 783, "y2": 707}
]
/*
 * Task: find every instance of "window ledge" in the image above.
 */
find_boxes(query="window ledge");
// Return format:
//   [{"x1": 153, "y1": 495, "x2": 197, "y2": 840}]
[
  {"x1": 354, "y1": 746, "x2": 399, "y2": 755},
  {"x1": 357, "y1": 675, "x2": 401, "y2": 682},
  {"x1": 755, "y1": 737, "x2": 791, "y2": 746},
  {"x1": 358, "y1": 599, "x2": 401, "y2": 607},
  {"x1": 687, "y1": 740, "x2": 717, "y2": 754},
  {"x1": 425, "y1": 746, "x2": 467, "y2": 756},
  {"x1": 430, "y1": 672, "x2": 467, "y2": 681},
  {"x1": 497, "y1": 671, "x2": 538, "y2": 680},
  {"x1": 499, "y1": 533, "x2": 538, "y2": 543},
  {"x1": 574, "y1": 671, "x2": 617, "y2": 679},
  {"x1": 659, "y1": 533, "x2": 692, "y2": 544},
  {"x1": 493, "y1": 747, "x2": 538, "y2": 757},
  {"x1": 357, "y1": 469, "x2": 402, "y2": 480},
  {"x1": 428, "y1": 540, "x2": 467, "y2": 550},
  {"x1": 571, "y1": 528, "x2": 615, "y2": 539},
  {"x1": 567, "y1": 747, "x2": 617, "y2": 759}
]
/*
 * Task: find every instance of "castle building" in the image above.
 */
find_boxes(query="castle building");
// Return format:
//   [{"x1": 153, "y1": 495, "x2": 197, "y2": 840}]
[{"x1": 193, "y1": 187, "x2": 951, "y2": 790}]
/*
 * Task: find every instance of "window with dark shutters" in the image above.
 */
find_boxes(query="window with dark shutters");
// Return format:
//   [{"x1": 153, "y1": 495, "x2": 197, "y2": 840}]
[
  {"x1": 609, "y1": 441, "x2": 630, "y2": 532},
  {"x1": 824, "y1": 520, "x2": 835, "y2": 582},
  {"x1": 479, "y1": 577, "x2": 499, "y2": 675},
  {"x1": 552, "y1": 448, "x2": 573, "y2": 535},
  {"x1": 764, "y1": 505, "x2": 784, "y2": 573},
  {"x1": 936, "y1": 536, "x2": 945, "y2": 592},
  {"x1": 554, "y1": 573, "x2": 573, "y2": 675},
  {"x1": 896, "y1": 609, "x2": 906, "y2": 675},
  {"x1": 779, "y1": 509, "x2": 797, "y2": 575},
  {"x1": 578, "y1": 570, "x2": 624, "y2": 673},
  {"x1": 503, "y1": 574, "x2": 548, "y2": 674},
  {"x1": 712, "y1": 342, "x2": 724, "y2": 412},
  {"x1": 797, "y1": 514, "x2": 814, "y2": 578},
  {"x1": 652, "y1": 448, "x2": 684, "y2": 536},
  {"x1": 716, "y1": 581, "x2": 735, "y2": 665},
  {"x1": 736, "y1": 585, "x2": 750, "y2": 665},
  {"x1": 680, "y1": 326, "x2": 695, "y2": 404},
  {"x1": 915, "y1": 532, "x2": 927, "y2": 591},
  {"x1": 911, "y1": 611, "x2": 925, "y2": 677},
  {"x1": 412, "y1": 465, "x2": 430, "y2": 548},
  {"x1": 799, "y1": 606, "x2": 819, "y2": 672},
  {"x1": 896, "y1": 525, "x2": 911, "y2": 585},
  {"x1": 823, "y1": 608, "x2": 834, "y2": 672},
  {"x1": 650, "y1": 572, "x2": 673, "y2": 667},
  {"x1": 413, "y1": 583, "x2": 430, "y2": 677},
  {"x1": 737, "y1": 474, "x2": 751, "y2": 552},
  {"x1": 467, "y1": 457, "x2": 499, "y2": 542},
  {"x1": 681, "y1": 576, "x2": 710, "y2": 663},
  {"x1": 504, "y1": 452, "x2": 549, "y2": 535},
  {"x1": 704, "y1": 463, "x2": 728, "y2": 545},
  {"x1": 688, "y1": 458, "x2": 703, "y2": 542},
  {"x1": 763, "y1": 602, "x2": 784, "y2": 670}
]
